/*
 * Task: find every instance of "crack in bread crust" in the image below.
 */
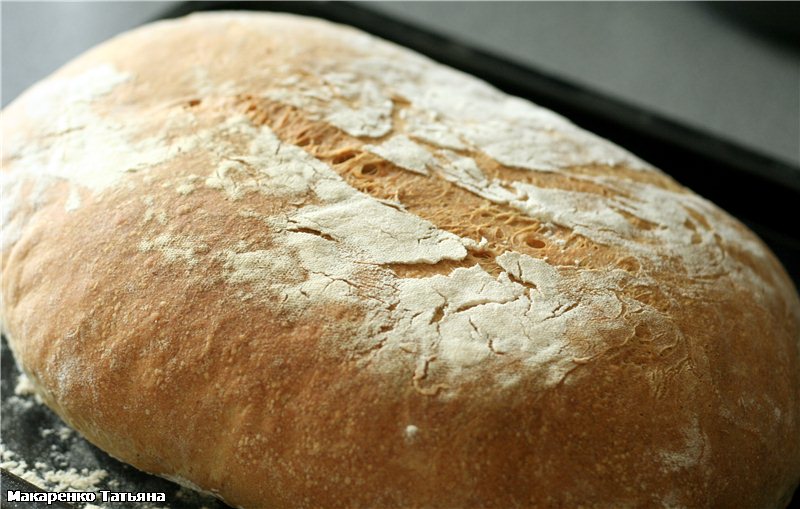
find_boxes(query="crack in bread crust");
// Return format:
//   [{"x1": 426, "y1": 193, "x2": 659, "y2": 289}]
[{"x1": 235, "y1": 96, "x2": 667, "y2": 278}]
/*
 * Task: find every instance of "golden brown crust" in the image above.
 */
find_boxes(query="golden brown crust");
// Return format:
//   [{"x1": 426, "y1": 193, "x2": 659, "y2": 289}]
[{"x1": 2, "y1": 12, "x2": 799, "y2": 509}]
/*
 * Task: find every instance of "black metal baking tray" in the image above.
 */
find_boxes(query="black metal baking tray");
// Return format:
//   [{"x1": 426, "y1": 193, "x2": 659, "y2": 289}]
[
  {"x1": 0, "y1": 338, "x2": 227, "y2": 509},
  {"x1": 2, "y1": 1, "x2": 799, "y2": 507}
]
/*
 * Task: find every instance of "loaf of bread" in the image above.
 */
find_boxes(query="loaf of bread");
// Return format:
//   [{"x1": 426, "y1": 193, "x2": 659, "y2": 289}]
[{"x1": 2, "y1": 11, "x2": 799, "y2": 508}]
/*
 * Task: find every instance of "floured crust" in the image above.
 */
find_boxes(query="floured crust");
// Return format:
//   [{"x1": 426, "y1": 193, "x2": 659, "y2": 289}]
[{"x1": 1, "y1": 12, "x2": 799, "y2": 509}]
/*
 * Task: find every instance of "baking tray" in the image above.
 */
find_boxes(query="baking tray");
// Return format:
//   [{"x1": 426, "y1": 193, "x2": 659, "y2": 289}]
[{"x1": 2, "y1": 1, "x2": 799, "y2": 507}]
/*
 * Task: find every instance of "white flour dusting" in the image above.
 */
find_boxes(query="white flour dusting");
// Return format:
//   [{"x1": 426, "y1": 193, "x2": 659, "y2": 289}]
[
  {"x1": 15, "y1": 372, "x2": 41, "y2": 400},
  {"x1": 2, "y1": 13, "x2": 790, "y2": 403},
  {"x1": 1, "y1": 445, "x2": 108, "y2": 491}
]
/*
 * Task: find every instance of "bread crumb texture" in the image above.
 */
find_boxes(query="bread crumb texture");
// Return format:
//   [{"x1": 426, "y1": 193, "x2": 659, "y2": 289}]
[{"x1": 2, "y1": 12, "x2": 799, "y2": 509}]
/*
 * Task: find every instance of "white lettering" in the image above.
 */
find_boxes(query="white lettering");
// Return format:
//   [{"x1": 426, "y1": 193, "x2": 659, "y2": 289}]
[{"x1": 5, "y1": 491, "x2": 97, "y2": 504}]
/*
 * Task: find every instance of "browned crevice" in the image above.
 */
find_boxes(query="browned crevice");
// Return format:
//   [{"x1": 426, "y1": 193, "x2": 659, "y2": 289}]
[
  {"x1": 614, "y1": 208, "x2": 660, "y2": 232},
  {"x1": 505, "y1": 270, "x2": 538, "y2": 292},
  {"x1": 233, "y1": 95, "x2": 649, "y2": 278},
  {"x1": 479, "y1": 151, "x2": 685, "y2": 193},
  {"x1": 395, "y1": 124, "x2": 683, "y2": 199},
  {"x1": 286, "y1": 227, "x2": 336, "y2": 242},
  {"x1": 615, "y1": 256, "x2": 642, "y2": 273},
  {"x1": 388, "y1": 252, "x2": 494, "y2": 277},
  {"x1": 430, "y1": 304, "x2": 445, "y2": 324},
  {"x1": 685, "y1": 206, "x2": 712, "y2": 231}
]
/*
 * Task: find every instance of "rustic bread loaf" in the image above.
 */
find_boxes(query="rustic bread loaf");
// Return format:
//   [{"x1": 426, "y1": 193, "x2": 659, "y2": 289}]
[{"x1": 2, "y1": 11, "x2": 799, "y2": 509}]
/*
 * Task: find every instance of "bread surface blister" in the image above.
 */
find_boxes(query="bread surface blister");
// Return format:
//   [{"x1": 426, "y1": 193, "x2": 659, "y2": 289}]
[{"x1": 2, "y1": 12, "x2": 799, "y2": 509}]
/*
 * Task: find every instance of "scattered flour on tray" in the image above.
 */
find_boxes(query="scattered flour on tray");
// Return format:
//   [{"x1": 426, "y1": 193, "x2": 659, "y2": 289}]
[
  {"x1": 15, "y1": 371, "x2": 44, "y2": 403},
  {"x1": 2, "y1": 443, "x2": 169, "y2": 509},
  {"x1": 3, "y1": 380, "x2": 217, "y2": 509},
  {"x1": 1, "y1": 444, "x2": 107, "y2": 491},
  {"x1": 41, "y1": 425, "x2": 74, "y2": 442}
]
